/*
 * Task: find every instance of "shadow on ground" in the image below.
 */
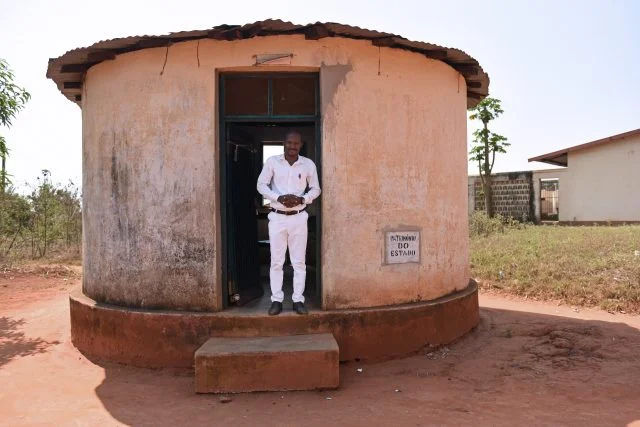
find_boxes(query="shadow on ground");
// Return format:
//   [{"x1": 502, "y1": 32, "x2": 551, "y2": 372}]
[
  {"x1": 92, "y1": 307, "x2": 640, "y2": 426},
  {"x1": 0, "y1": 316, "x2": 60, "y2": 367}
]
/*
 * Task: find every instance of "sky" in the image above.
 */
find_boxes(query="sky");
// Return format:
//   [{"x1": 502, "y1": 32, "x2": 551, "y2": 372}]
[{"x1": 1, "y1": 0, "x2": 639, "y2": 191}]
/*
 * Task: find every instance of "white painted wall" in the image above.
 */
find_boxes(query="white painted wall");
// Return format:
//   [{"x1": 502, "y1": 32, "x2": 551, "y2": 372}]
[{"x1": 560, "y1": 134, "x2": 640, "y2": 222}]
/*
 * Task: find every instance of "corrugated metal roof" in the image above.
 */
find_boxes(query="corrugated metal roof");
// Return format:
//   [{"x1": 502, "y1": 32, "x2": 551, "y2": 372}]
[
  {"x1": 528, "y1": 127, "x2": 640, "y2": 167},
  {"x1": 46, "y1": 19, "x2": 490, "y2": 107}
]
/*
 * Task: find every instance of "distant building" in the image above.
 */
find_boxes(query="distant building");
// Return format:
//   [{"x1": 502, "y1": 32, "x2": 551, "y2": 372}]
[
  {"x1": 529, "y1": 128, "x2": 640, "y2": 224},
  {"x1": 467, "y1": 169, "x2": 567, "y2": 223}
]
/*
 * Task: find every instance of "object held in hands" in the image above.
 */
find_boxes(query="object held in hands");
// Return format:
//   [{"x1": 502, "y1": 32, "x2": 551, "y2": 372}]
[{"x1": 277, "y1": 194, "x2": 303, "y2": 208}]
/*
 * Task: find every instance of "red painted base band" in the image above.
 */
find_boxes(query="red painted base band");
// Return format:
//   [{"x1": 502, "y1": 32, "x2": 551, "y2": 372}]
[{"x1": 70, "y1": 280, "x2": 479, "y2": 368}]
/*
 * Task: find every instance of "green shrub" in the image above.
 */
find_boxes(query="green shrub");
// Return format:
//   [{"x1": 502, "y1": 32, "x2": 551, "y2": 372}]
[
  {"x1": 0, "y1": 170, "x2": 81, "y2": 262},
  {"x1": 469, "y1": 211, "x2": 523, "y2": 237}
]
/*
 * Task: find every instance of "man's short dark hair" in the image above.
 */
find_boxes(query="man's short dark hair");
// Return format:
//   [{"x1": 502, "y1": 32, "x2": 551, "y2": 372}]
[{"x1": 284, "y1": 130, "x2": 302, "y2": 141}]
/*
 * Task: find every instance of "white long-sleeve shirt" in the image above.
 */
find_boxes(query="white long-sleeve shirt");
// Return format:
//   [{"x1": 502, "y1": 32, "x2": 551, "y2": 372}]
[{"x1": 257, "y1": 154, "x2": 321, "y2": 211}]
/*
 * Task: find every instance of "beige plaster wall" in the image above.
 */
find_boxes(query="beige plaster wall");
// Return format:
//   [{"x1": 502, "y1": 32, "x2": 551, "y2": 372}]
[
  {"x1": 560, "y1": 135, "x2": 640, "y2": 222},
  {"x1": 82, "y1": 35, "x2": 469, "y2": 311},
  {"x1": 318, "y1": 43, "x2": 469, "y2": 308},
  {"x1": 82, "y1": 44, "x2": 218, "y2": 310}
]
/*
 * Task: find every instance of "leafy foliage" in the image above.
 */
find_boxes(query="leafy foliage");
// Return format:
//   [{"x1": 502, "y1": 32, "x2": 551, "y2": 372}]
[
  {"x1": 469, "y1": 210, "x2": 524, "y2": 237},
  {"x1": 469, "y1": 97, "x2": 510, "y2": 175},
  {"x1": 468, "y1": 97, "x2": 509, "y2": 217},
  {"x1": 0, "y1": 171, "x2": 81, "y2": 261},
  {"x1": 0, "y1": 58, "x2": 31, "y2": 189}
]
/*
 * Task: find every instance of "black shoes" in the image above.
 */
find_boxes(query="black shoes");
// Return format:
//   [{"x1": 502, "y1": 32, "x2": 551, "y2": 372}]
[
  {"x1": 267, "y1": 301, "x2": 308, "y2": 315},
  {"x1": 293, "y1": 302, "x2": 308, "y2": 315},
  {"x1": 268, "y1": 301, "x2": 283, "y2": 315}
]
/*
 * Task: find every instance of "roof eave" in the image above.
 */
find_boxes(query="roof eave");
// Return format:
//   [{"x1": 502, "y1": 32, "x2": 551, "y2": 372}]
[
  {"x1": 528, "y1": 158, "x2": 568, "y2": 167},
  {"x1": 529, "y1": 127, "x2": 640, "y2": 166},
  {"x1": 46, "y1": 19, "x2": 490, "y2": 108}
]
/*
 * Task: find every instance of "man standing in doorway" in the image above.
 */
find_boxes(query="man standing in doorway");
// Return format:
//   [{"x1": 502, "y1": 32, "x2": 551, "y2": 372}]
[{"x1": 257, "y1": 130, "x2": 321, "y2": 315}]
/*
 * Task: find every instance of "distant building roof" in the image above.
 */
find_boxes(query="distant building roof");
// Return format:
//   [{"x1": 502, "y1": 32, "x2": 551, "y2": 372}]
[
  {"x1": 528, "y1": 127, "x2": 640, "y2": 167},
  {"x1": 46, "y1": 19, "x2": 489, "y2": 107}
]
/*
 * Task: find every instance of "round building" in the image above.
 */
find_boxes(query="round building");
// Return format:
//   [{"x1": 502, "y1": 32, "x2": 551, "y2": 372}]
[{"x1": 47, "y1": 20, "x2": 488, "y2": 368}]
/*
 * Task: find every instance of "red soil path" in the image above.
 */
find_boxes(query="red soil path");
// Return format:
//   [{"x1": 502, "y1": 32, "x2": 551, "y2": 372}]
[{"x1": 1, "y1": 269, "x2": 639, "y2": 426}]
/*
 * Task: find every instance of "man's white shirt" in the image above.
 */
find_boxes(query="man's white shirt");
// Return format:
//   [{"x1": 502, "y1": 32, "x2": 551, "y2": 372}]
[{"x1": 257, "y1": 154, "x2": 321, "y2": 211}]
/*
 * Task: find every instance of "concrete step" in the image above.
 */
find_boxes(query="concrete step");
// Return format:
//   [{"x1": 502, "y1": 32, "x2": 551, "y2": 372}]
[{"x1": 195, "y1": 333, "x2": 339, "y2": 393}]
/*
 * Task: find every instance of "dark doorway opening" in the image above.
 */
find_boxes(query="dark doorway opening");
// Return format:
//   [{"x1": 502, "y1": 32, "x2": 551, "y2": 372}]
[
  {"x1": 540, "y1": 179, "x2": 559, "y2": 221},
  {"x1": 219, "y1": 73, "x2": 321, "y2": 311}
]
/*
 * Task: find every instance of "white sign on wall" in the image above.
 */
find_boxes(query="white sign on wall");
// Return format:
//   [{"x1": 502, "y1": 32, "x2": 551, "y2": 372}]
[{"x1": 385, "y1": 231, "x2": 420, "y2": 264}]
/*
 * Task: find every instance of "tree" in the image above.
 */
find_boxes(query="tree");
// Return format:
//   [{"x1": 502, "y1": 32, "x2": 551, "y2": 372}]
[
  {"x1": 0, "y1": 187, "x2": 31, "y2": 256},
  {"x1": 0, "y1": 171, "x2": 82, "y2": 261},
  {"x1": 0, "y1": 58, "x2": 31, "y2": 193},
  {"x1": 29, "y1": 170, "x2": 58, "y2": 258},
  {"x1": 469, "y1": 97, "x2": 509, "y2": 217}
]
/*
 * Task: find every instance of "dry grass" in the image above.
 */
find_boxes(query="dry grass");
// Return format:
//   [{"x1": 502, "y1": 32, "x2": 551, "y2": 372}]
[
  {"x1": 0, "y1": 263, "x2": 81, "y2": 279},
  {"x1": 0, "y1": 247, "x2": 82, "y2": 278},
  {"x1": 0, "y1": 246, "x2": 81, "y2": 269},
  {"x1": 471, "y1": 225, "x2": 640, "y2": 313}
]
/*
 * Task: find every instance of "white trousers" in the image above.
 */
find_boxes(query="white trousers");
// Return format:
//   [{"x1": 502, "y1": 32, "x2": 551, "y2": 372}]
[{"x1": 268, "y1": 210, "x2": 308, "y2": 303}]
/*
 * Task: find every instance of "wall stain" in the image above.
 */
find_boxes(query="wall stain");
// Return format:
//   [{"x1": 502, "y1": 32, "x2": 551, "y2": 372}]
[{"x1": 320, "y1": 63, "x2": 352, "y2": 110}]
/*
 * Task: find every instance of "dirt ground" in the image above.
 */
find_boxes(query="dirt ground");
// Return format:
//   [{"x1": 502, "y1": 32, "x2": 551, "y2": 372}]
[{"x1": 1, "y1": 269, "x2": 640, "y2": 426}]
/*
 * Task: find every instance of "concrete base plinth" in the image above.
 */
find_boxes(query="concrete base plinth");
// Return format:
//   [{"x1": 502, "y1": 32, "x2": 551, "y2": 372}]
[
  {"x1": 69, "y1": 280, "x2": 479, "y2": 368},
  {"x1": 195, "y1": 334, "x2": 339, "y2": 393}
]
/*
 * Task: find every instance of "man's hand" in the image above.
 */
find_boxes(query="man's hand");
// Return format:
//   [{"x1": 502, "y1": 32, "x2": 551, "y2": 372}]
[
  {"x1": 277, "y1": 195, "x2": 295, "y2": 208},
  {"x1": 277, "y1": 194, "x2": 304, "y2": 208}
]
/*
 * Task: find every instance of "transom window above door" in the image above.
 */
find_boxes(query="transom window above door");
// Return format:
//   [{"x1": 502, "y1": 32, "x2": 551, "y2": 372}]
[{"x1": 222, "y1": 74, "x2": 319, "y2": 119}]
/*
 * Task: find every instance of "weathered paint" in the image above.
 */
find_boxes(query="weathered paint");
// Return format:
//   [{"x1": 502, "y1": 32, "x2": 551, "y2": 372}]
[
  {"x1": 69, "y1": 282, "x2": 479, "y2": 368},
  {"x1": 317, "y1": 39, "x2": 469, "y2": 308},
  {"x1": 83, "y1": 35, "x2": 469, "y2": 311},
  {"x1": 560, "y1": 134, "x2": 640, "y2": 222},
  {"x1": 82, "y1": 43, "x2": 218, "y2": 311}
]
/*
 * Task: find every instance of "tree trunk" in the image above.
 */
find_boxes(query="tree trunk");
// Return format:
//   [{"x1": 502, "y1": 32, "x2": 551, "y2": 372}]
[
  {"x1": 483, "y1": 175, "x2": 494, "y2": 217},
  {"x1": 481, "y1": 121, "x2": 494, "y2": 217},
  {"x1": 43, "y1": 204, "x2": 48, "y2": 257},
  {"x1": 1, "y1": 157, "x2": 5, "y2": 195},
  {"x1": 5, "y1": 227, "x2": 21, "y2": 256}
]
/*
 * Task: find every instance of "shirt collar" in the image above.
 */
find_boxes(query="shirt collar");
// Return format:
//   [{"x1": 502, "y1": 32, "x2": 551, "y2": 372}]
[{"x1": 278, "y1": 154, "x2": 305, "y2": 165}]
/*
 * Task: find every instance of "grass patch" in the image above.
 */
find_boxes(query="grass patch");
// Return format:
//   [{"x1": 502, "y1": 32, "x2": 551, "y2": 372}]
[
  {"x1": 471, "y1": 224, "x2": 640, "y2": 313},
  {"x1": 469, "y1": 210, "x2": 525, "y2": 237}
]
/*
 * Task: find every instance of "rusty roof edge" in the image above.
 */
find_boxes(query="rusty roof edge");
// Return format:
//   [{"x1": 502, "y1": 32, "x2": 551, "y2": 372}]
[
  {"x1": 528, "y1": 127, "x2": 640, "y2": 165},
  {"x1": 528, "y1": 151, "x2": 568, "y2": 164},
  {"x1": 46, "y1": 19, "x2": 490, "y2": 107}
]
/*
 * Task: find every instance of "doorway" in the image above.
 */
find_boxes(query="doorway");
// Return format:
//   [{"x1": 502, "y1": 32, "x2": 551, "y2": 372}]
[
  {"x1": 540, "y1": 179, "x2": 559, "y2": 221},
  {"x1": 219, "y1": 73, "x2": 321, "y2": 310}
]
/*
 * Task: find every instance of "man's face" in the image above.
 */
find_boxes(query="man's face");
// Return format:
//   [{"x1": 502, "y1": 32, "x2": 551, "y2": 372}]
[{"x1": 284, "y1": 132, "x2": 303, "y2": 158}]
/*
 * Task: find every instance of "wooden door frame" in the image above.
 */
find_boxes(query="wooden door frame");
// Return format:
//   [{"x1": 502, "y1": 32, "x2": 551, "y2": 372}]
[{"x1": 218, "y1": 72, "x2": 322, "y2": 309}]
